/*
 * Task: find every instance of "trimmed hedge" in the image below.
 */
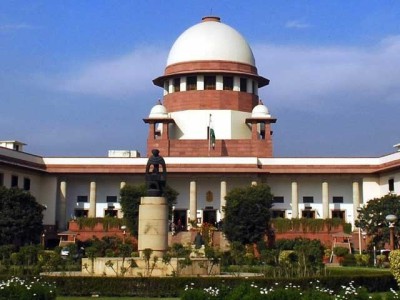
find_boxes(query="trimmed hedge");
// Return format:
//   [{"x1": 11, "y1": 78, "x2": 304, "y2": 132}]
[{"x1": 45, "y1": 273, "x2": 398, "y2": 297}]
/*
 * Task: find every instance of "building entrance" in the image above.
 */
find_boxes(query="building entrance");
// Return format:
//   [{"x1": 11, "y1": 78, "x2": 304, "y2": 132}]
[
  {"x1": 203, "y1": 209, "x2": 217, "y2": 226},
  {"x1": 173, "y1": 209, "x2": 187, "y2": 231}
]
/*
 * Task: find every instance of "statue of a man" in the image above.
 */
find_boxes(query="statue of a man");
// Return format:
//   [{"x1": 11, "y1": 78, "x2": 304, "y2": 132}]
[{"x1": 145, "y1": 149, "x2": 167, "y2": 196}]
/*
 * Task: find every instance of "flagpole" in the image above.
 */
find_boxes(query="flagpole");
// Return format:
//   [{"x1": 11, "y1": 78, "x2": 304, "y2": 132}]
[{"x1": 208, "y1": 114, "x2": 211, "y2": 156}]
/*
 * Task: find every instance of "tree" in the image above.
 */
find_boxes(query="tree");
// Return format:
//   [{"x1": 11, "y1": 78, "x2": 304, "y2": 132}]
[
  {"x1": 120, "y1": 184, "x2": 178, "y2": 236},
  {"x1": 0, "y1": 187, "x2": 44, "y2": 246},
  {"x1": 355, "y1": 193, "x2": 400, "y2": 249},
  {"x1": 222, "y1": 184, "x2": 274, "y2": 246}
]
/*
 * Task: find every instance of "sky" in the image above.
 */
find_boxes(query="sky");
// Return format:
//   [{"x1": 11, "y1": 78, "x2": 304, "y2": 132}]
[{"x1": 1, "y1": 1, "x2": 400, "y2": 158}]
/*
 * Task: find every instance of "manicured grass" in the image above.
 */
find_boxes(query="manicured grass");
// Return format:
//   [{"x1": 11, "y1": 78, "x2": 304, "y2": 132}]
[
  {"x1": 326, "y1": 265, "x2": 391, "y2": 275},
  {"x1": 57, "y1": 296, "x2": 179, "y2": 300}
]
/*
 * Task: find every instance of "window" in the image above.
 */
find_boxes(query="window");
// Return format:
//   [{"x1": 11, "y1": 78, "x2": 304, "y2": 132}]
[
  {"x1": 272, "y1": 210, "x2": 285, "y2": 218},
  {"x1": 332, "y1": 210, "x2": 345, "y2": 220},
  {"x1": 23, "y1": 178, "x2": 31, "y2": 191},
  {"x1": 223, "y1": 76, "x2": 233, "y2": 90},
  {"x1": 240, "y1": 78, "x2": 247, "y2": 92},
  {"x1": 105, "y1": 209, "x2": 118, "y2": 217},
  {"x1": 0, "y1": 173, "x2": 3, "y2": 186},
  {"x1": 77, "y1": 196, "x2": 88, "y2": 203},
  {"x1": 106, "y1": 196, "x2": 117, "y2": 203},
  {"x1": 187, "y1": 76, "x2": 197, "y2": 90},
  {"x1": 204, "y1": 76, "x2": 216, "y2": 90},
  {"x1": 75, "y1": 209, "x2": 88, "y2": 218},
  {"x1": 11, "y1": 175, "x2": 18, "y2": 188},
  {"x1": 303, "y1": 196, "x2": 314, "y2": 203},
  {"x1": 273, "y1": 196, "x2": 284, "y2": 203},
  {"x1": 332, "y1": 196, "x2": 344, "y2": 203},
  {"x1": 173, "y1": 78, "x2": 180, "y2": 92},
  {"x1": 389, "y1": 179, "x2": 395, "y2": 192},
  {"x1": 302, "y1": 210, "x2": 315, "y2": 219}
]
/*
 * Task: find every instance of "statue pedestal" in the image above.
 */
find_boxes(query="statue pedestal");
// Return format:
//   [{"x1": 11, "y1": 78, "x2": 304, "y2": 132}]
[{"x1": 138, "y1": 196, "x2": 168, "y2": 258}]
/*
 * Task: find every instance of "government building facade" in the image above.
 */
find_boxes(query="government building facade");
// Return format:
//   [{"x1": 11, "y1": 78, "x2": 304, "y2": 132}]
[{"x1": 1, "y1": 17, "x2": 399, "y2": 246}]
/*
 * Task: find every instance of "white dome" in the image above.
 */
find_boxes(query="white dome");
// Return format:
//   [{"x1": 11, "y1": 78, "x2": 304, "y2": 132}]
[
  {"x1": 252, "y1": 103, "x2": 271, "y2": 118},
  {"x1": 167, "y1": 17, "x2": 255, "y2": 67},
  {"x1": 149, "y1": 104, "x2": 168, "y2": 118}
]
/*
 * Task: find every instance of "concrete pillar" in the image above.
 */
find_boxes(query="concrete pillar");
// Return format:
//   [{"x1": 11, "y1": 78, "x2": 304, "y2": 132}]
[
  {"x1": 180, "y1": 76, "x2": 187, "y2": 91},
  {"x1": 233, "y1": 76, "x2": 240, "y2": 91},
  {"x1": 163, "y1": 81, "x2": 168, "y2": 96},
  {"x1": 59, "y1": 181, "x2": 67, "y2": 230},
  {"x1": 189, "y1": 181, "x2": 197, "y2": 223},
  {"x1": 89, "y1": 181, "x2": 97, "y2": 218},
  {"x1": 138, "y1": 196, "x2": 168, "y2": 258},
  {"x1": 291, "y1": 181, "x2": 299, "y2": 218},
  {"x1": 216, "y1": 75, "x2": 223, "y2": 90},
  {"x1": 197, "y1": 75, "x2": 204, "y2": 90},
  {"x1": 322, "y1": 181, "x2": 329, "y2": 219},
  {"x1": 247, "y1": 79, "x2": 253, "y2": 94},
  {"x1": 220, "y1": 181, "x2": 227, "y2": 219},
  {"x1": 353, "y1": 181, "x2": 361, "y2": 223}
]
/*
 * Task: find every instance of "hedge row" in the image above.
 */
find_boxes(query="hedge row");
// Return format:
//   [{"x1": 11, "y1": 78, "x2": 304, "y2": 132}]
[{"x1": 45, "y1": 274, "x2": 398, "y2": 297}]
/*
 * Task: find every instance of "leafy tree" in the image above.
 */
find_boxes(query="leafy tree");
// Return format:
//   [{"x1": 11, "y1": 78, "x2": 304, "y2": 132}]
[
  {"x1": 0, "y1": 187, "x2": 44, "y2": 246},
  {"x1": 120, "y1": 184, "x2": 178, "y2": 236},
  {"x1": 223, "y1": 184, "x2": 274, "y2": 246},
  {"x1": 355, "y1": 193, "x2": 400, "y2": 249}
]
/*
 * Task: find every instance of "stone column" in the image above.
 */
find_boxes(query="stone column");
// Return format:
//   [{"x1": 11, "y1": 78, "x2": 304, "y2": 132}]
[
  {"x1": 322, "y1": 181, "x2": 329, "y2": 219},
  {"x1": 353, "y1": 181, "x2": 360, "y2": 222},
  {"x1": 89, "y1": 181, "x2": 97, "y2": 218},
  {"x1": 233, "y1": 76, "x2": 240, "y2": 91},
  {"x1": 59, "y1": 181, "x2": 67, "y2": 230},
  {"x1": 220, "y1": 181, "x2": 227, "y2": 219},
  {"x1": 216, "y1": 75, "x2": 223, "y2": 90},
  {"x1": 291, "y1": 181, "x2": 299, "y2": 218},
  {"x1": 189, "y1": 181, "x2": 197, "y2": 224}
]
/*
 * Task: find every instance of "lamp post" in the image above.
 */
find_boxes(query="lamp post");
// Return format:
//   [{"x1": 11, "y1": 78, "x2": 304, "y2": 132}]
[
  {"x1": 357, "y1": 207, "x2": 363, "y2": 254},
  {"x1": 386, "y1": 214, "x2": 398, "y2": 251},
  {"x1": 121, "y1": 225, "x2": 127, "y2": 244}
]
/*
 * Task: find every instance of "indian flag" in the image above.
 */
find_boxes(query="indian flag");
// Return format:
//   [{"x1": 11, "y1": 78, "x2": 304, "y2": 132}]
[{"x1": 209, "y1": 114, "x2": 216, "y2": 150}]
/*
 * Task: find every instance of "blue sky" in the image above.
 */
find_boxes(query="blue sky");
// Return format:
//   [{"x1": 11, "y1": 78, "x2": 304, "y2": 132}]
[{"x1": 1, "y1": 1, "x2": 399, "y2": 157}]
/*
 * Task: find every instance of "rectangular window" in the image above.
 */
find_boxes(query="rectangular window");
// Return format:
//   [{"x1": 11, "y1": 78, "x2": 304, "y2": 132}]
[
  {"x1": 389, "y1": 179, "x2": 395, "y2": 192},
  {"x1": 272, "y1": 210, "x2": 285, "y2": 218},
  {"x1": 173, "y1": 78, "x2": 180, "y2": 92},
  {"x1": 240, "y1": 78, "x2": 247, "y2": 92},
  {"x1": 106, "y1": 196, "x2": 117, "y2": 203},
  {"x1": 0, "y1": 173, "x2": 3, "y2": 186},
  {"x1": 204, "y1": 76, "x2": 216, "y2": 90},
  {"x1": 11, "y1": 175, "x2": 18, "y2": 188},
  {"x1": 302, "y1": 210, "x2": 315, "y2": 219},
  {"x1": 105, "y1": 209, "x2": 118, "y2": 217},
  {"x1": 23, "y1": 178, "x2": 31, "y2": 191},
  {"x1": 77, "y1": 196, "x2": 88, "y2": 203},
  {"x1": 332, "y1": 210, "x2": 345, "y2": 220},
  {"x1": 273, "y1": 196, "x2": 284, "y2": 203},
  {"x1": 186, "y1": 76, "x2": 197, "y2": 90},
  {"x1": 74, "y1": 209, "x2": 88, "y2": 218},
  {"x1": 303, "y1": 196, "x2": 314, "y2": 203},
  {"x1": 332, "y1": 196, "x2": 344, "y2": 203},
  {"x1": 223, "y1": 76, "x2": 233, "y2": 90}
]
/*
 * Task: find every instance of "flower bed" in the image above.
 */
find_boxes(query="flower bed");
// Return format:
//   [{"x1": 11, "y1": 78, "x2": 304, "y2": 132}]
[{"x1": 0, "y1": 276, "x2": 56, "y2": 300}]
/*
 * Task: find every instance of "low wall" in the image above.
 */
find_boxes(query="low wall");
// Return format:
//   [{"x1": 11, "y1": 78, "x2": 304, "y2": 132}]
[{"x1": 81, "y1": 256, "x2": 220, "y2": 277}]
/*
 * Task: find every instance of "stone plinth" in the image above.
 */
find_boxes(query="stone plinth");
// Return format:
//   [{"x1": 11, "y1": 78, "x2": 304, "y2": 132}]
[{"x1": 138, "y1": 196, "x2": 168, "y2": 258}]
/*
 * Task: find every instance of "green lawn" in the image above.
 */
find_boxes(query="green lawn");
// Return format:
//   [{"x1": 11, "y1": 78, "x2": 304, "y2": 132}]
[{"x1": 57, "y1": 298, "x2": 179, "y2": 300}]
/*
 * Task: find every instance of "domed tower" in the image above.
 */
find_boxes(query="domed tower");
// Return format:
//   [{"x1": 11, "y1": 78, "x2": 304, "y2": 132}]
[{"x1": 144, "y1": 16, "x2": 276, "y2": 157}]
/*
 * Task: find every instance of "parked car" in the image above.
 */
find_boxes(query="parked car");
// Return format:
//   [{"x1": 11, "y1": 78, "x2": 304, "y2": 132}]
[{"x1": 61, "y1": 247, "x2": 70, "y2": 257}]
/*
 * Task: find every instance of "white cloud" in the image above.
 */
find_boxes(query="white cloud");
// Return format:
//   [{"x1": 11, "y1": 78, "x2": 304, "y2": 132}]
[
  {"x1": 253, "y1": 35, "x2": 400, "y2": 112},
  {"x1": 285, "y1": 20, "x2": 310, "y2": 29},
  {"x1": 44, "y1": 46, "x2": 169, "y2": 98}
]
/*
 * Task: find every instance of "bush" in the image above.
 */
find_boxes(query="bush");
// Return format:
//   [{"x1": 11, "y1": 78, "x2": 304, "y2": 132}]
[
  {"x1": 342, "y1": 254, "x2": 357, "y2": 266},
  {"x1": 0, "y1": 277, "x2": 56, "y2": 300},
  {"x1": 333, "y1": 246, "x2": 349, "y2": 257}
]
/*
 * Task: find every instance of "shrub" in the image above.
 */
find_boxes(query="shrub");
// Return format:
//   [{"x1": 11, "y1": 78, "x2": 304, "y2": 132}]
[
  {"x1": 0, "y1": 277, "x2": 56, "y2": 300},
  {"x1": 342, "y1": 254, "x2": 356, "y2": 266}
]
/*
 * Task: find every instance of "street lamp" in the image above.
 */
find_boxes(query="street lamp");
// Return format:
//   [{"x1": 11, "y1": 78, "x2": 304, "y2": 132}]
[
  {"x1": 357, "y1": 207, "x2": 363, "y2": 254},
  {"x1": 121, "y1": 225, "x2": 127, "y2": 244},
  {"x1": 386, "y1": 214, "x2": 398, "y2": 251}
]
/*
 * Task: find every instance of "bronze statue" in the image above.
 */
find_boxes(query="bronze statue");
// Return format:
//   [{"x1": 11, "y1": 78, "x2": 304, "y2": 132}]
[{"x1": 145, "y1": 149, "x2": 167, "y2": 196}]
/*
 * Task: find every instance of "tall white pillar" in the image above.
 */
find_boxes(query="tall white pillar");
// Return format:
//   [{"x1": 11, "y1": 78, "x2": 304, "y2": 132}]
[
  {"x1": 247, "y1": 79, "x2": 253, "y2": 94},
  {"x1": 291, "y1": 181, "x2": 299, "y2": 218},
  {"x1": 322, "y1": 181, "x2": 329, "y2": 219},
  {"x1": 216, "y1": 75, "x2": 223, "y2": 90},
  {"x1": 189, "y1": 181, "x2": 197, "y2": 223},
  {"x1": 180, "y1": 76, "x2": 187, "y2": 91},
  {"x1": 353, "y1": 181, "x2": 360, "y2": 223},
  {"x1": 233, "y1": 76, "x2": 240, "y2": 91},
  {"x1": 220, "y1": 181, "x2": 227, "y2": 219},
  {"x1": 89, "y1": 181, "x2": 97, "y2": 218},
  {"x1": 59, "y1": 181, "x2": 67, "y2": 230},
  {"x1": 168, "y1": 79, "x2": 174, "y2": 93}
]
